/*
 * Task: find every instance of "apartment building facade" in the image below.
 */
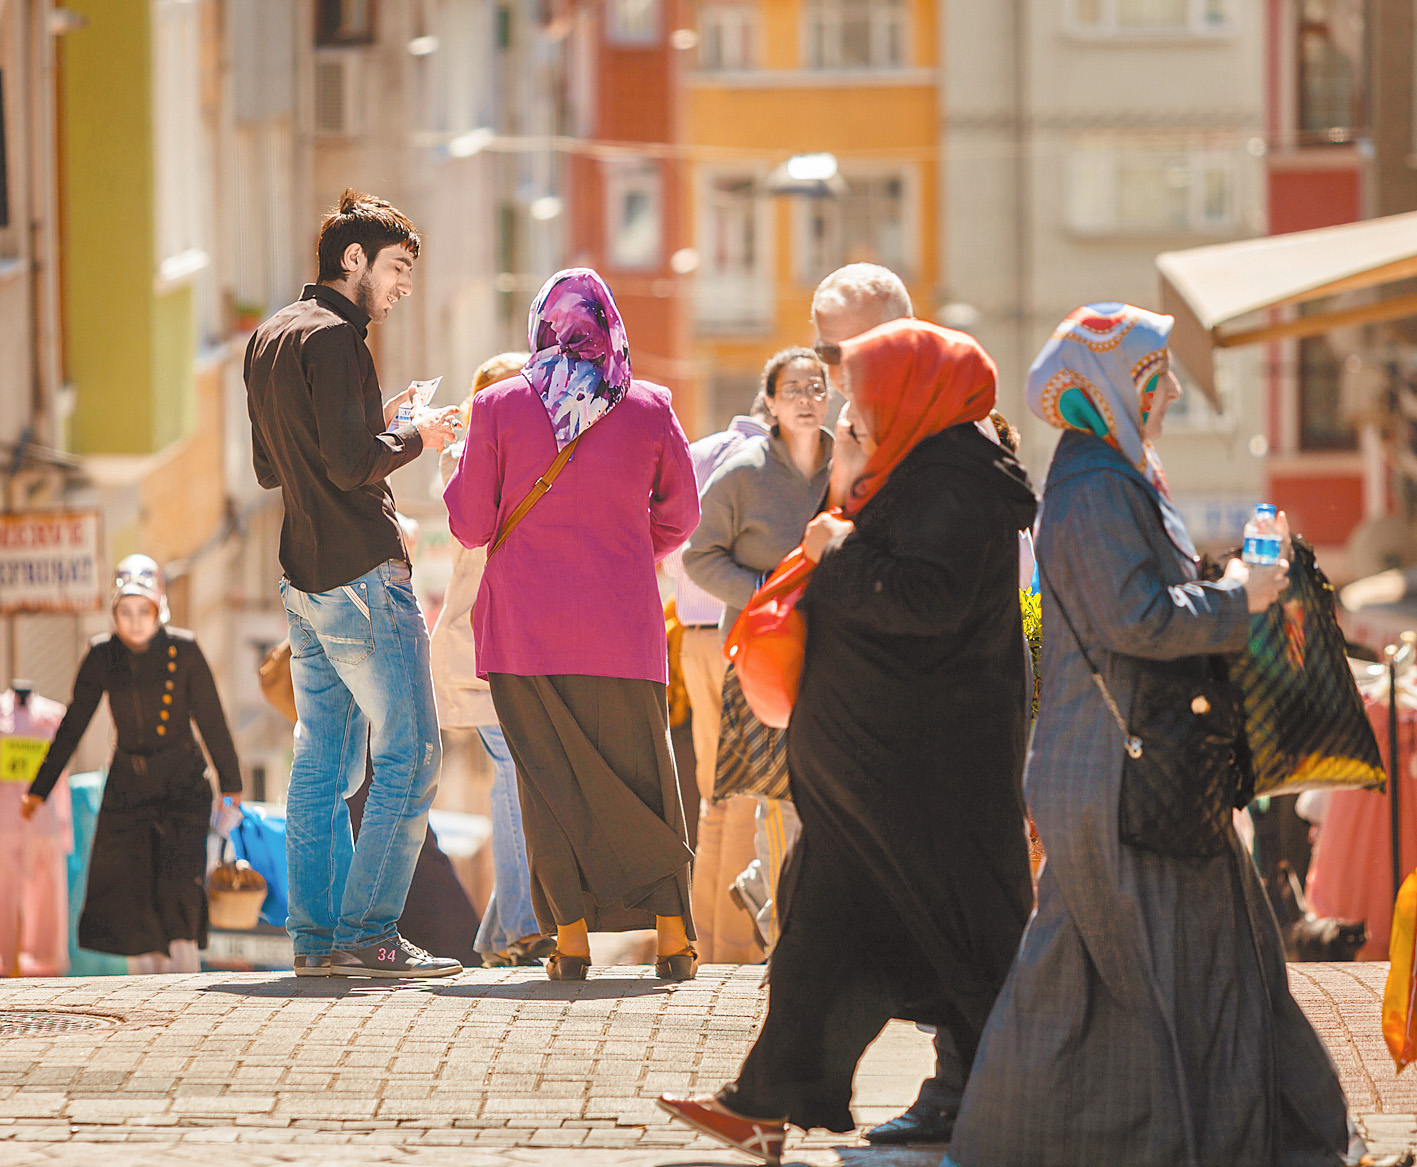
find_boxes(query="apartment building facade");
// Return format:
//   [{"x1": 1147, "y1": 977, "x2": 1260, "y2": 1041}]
[
  {"x1": 940, "y1": 0, "x2": 1269, "y2": 550},
  {"x1": 683, "y1": 0, "x2": 941, "y2": 437}
]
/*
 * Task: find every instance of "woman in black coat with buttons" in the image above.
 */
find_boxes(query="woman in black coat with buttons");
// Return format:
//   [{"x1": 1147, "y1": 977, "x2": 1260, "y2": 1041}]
[{"x1": 21, "y1": 555, "x2": 243, "y2": 972}]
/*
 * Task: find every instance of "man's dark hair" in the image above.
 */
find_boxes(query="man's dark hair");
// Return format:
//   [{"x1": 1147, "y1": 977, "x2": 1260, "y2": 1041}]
[{"x1": 316, "y1": 188, "x2": 421, "y2": 283}]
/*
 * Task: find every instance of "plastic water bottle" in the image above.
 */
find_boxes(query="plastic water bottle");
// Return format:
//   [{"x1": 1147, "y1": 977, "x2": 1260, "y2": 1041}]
[{"x1": 1242, "y1": 503, "x2": 1282, "y2": 565}]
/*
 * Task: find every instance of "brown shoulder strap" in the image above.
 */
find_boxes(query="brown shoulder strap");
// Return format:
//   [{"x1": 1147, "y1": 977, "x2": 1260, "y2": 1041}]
[{"x1": 488, "y1": 434, "x2": 581, "y2": 557}]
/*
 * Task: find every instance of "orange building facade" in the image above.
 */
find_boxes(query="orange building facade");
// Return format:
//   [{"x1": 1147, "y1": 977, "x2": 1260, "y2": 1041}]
[{"x1": 682, "y1": 0, "x2": 940, "y2": 438}]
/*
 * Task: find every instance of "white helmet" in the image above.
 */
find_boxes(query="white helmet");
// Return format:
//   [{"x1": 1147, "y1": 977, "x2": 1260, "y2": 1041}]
[{"x1": 111, "y1": 554, "x2": 170, "y2": 625}]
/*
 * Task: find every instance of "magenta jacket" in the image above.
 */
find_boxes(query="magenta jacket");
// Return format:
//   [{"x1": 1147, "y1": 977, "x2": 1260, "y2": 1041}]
[{"x1": 444, "y1": 375, "x2": 699, "y2": 685}]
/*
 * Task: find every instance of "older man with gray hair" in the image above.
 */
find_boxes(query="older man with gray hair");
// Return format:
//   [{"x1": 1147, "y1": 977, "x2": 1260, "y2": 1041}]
[{"x1": 809, "y1": 262, "x2": 971, "y2": 1151}]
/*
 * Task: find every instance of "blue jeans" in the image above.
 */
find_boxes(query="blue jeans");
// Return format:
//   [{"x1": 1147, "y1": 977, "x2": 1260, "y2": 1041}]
[
  {"x1": 473, "y1": 726, "x2": 539, "y2": 952},
  {"x1": 279, "y1": 560, "x2": 442, "y2": 956}
]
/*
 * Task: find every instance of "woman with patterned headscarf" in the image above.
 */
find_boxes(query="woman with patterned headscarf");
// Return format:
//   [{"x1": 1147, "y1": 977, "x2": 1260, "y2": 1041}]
[
  {"x1": 659, "y1": 319, "x2": 1039, "y2": 1162},
  {"x1": 444, "y1": 269, "x2": 701, "y2": 981},
  {"x1": 944, "y1": 305, "x2": 1347, "y2": 1167}
]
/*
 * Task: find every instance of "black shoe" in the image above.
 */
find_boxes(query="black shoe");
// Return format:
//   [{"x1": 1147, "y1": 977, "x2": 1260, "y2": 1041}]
[
  {"x1": 330, "y1": 935, "x2": 462, "y2": 979},
  {"x1": 863, "y1": 1107, "x2": 955, "y2": 1146},
  {"x1": 545, "y1": 951, "x2": 590, "y2": 981},
  {"x1": 293, "y1": 954, "x2": 334, "y2": 977}
]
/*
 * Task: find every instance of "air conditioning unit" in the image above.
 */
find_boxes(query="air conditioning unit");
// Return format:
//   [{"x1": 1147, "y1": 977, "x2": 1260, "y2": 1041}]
[{"x1": 313, "y1": 51, "x2": 366, "y2": 137}]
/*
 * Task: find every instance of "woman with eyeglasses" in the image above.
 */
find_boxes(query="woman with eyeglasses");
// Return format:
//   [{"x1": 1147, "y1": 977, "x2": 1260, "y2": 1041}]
[{"x1": 683, "y1": 346, "x2": 833, "y2": 955}]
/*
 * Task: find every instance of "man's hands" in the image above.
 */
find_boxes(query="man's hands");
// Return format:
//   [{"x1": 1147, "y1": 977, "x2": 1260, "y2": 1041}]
[
  {"x1": 382, "y1": 385, "x2": 416, "y2": 428},
  {"x1": 384, "y1": 386, "x2": 459, "y2": 453},
  {"x1": 413, "y1": 405, "x2": 459, "y2": 453}
]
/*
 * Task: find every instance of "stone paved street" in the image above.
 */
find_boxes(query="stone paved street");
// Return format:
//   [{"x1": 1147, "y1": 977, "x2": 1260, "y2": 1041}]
[{"x1": 0, "y1": 962, "x2": 1410, "y2": 1165}]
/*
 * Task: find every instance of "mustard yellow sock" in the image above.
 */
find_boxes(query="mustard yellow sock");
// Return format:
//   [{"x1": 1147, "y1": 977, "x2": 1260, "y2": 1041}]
[
  {"x1": 555, "y1": 919, "x2": 589, "y2": 960},
  {"x1": 656, "y1": 915, "x2": 690, "y2": 958}
]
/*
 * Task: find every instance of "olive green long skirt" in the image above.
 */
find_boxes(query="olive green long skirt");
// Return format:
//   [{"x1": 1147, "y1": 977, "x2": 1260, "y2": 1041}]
[{"x1": 488, "y1": 673, "x2": 695, "y2": 935}]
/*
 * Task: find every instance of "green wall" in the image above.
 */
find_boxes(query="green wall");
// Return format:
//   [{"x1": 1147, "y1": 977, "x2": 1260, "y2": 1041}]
[{"x1": 61, "y1": 0, "x2": 195, "y2": 455}]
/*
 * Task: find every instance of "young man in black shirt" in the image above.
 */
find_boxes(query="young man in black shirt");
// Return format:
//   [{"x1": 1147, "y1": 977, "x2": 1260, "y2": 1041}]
[{"x1": 245, "y1": 189, "x2": 462, "y2": 978}]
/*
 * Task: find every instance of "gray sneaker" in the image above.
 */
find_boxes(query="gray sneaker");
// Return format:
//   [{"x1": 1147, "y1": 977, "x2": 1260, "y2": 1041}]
[
  {"x1": 293, "y1": 954, "x2": 334, "y2": 977},
  {"x1": 330, "y1": 935, "x2": 462, "y2": 979}
]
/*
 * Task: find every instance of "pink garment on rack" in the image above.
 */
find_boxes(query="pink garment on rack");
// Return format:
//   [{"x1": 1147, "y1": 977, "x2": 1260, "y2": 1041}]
[
  {"x1": 1304, "y1": 696, "x2": 1417, "y2": 960},
  {"x1": 0, "y1": 690, "x2": 72, "y2": 977}
]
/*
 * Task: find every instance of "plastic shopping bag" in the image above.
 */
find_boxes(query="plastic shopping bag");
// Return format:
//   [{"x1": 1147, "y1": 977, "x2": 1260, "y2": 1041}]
[
  {"x1": 1232, "y1": 538, "x2": 1385, "y2": 798},
  {"x1": 228, "y1": 805, "x2": 289, "y2": 927},
  {"x1": 1384, "y1": 869, "x2": 1417, "y2": 1071},
  {"x1": 723, "y1": 546, "x2": 816, "y2": 730}
]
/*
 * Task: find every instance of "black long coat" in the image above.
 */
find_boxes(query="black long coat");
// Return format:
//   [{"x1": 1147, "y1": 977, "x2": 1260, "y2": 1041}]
[
  {"x1": 29, "y1": 626, "x2": 242, "y2": 955},
  {"x1": 728, "y1": 424, "x2": 1039, "y2": 1131}
]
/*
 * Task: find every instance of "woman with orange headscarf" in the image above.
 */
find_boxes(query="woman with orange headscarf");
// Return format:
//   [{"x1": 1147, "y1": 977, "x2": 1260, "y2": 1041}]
[{"x1": 659, "y1": 319, "x2": 1039, "y2": 1162}]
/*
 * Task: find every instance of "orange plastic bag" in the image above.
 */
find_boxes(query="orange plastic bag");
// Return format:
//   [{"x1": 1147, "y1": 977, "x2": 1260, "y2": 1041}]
[
  {"x1": 1382, "y1": 869, "x2": 1417, "y2": 1071},
  {"x1": 723, "y1": 547, "x2": 816, "y2": 730}
]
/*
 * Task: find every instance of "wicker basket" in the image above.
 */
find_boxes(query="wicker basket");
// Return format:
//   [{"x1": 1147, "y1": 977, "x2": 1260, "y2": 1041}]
[{"x1": 207, "y1": 860, "x2": 267, "y2": 931}]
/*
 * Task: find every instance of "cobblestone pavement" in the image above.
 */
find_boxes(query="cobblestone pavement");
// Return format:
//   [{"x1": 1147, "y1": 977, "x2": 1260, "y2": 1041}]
[{"x1": 0, "y1": 962, "x2": 1410, "y2": 1165}]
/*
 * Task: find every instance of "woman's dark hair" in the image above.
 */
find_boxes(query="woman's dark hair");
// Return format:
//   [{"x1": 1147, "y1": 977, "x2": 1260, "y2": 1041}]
[
  {"x1": 317, "y1": 188, "x2": 421, "y2": 282},
  {"x1": 761, "y1": 346, "x2": 826, "y2": 398}
]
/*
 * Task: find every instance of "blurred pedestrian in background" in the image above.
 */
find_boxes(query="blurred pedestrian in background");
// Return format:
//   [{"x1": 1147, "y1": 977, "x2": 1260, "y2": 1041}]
[
  {"x1": 445, "y1": 268, "x2": 700, "y2": 981},
  {"x1": 683, "y1": 346, "x2": 832, "y2": 954},
  {"x1": 245, "y1": 188, "x2": 462, "y2": 979},
  {"x1": 21, "y1": 556, "x2": 242, "y2": 974},
  {"x1": 661, "y1": 397, "x2": 772, "y2": 965},
  {"x1": 430, "y1": 349, "x2": 554, "y2": 969},
  {"x1": 945, "y1": 304, "x2": 1347, "y2": 1167},
  {"x1": 660, "y1": 319, "x2": 1037, "y2": 1162}
]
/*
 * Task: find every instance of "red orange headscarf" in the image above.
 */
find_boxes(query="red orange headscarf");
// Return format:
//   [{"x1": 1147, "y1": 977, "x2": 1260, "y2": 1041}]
[{"x1": 839, "y1": 319, "x2": 998, "y2": 516}]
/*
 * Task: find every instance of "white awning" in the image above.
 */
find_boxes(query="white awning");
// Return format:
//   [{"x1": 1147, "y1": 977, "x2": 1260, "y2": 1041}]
[{"x1": 1156, "y1": 211, "x2": 1417, "y2": 406}]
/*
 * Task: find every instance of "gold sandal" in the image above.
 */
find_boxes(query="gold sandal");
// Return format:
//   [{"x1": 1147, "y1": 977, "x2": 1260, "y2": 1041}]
[{"x1": 655, "y1": 945, "x2": 699, "y2": 982}]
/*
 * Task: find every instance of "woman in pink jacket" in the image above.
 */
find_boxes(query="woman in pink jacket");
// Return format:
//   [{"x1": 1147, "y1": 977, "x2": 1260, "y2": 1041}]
[{"x1": 444, "y1": 269, "x2": 701, "y2": 981}]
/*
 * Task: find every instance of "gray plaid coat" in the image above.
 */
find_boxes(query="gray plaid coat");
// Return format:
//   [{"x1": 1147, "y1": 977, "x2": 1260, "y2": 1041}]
[{"x1": 945, "y1": 433, "x2": 1347, "y2": 1167}]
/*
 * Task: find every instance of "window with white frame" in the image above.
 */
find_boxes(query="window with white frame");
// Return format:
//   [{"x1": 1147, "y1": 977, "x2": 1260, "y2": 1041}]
[
  {"x1": 609, "y1": 0, "x2": 661, "y2": 44},
  {"x1": 606, "y1": 161, "x2": 662, "y2": 270},
  {"x1": 1067, "y1": 0, "x2": 1229, "y2": 36},
  {"x1": 795, "y1": 171, "x2": 911, "y2": 285},
  {"x1": 803, "y1": 0, "x2": 906, "y2": 70},
  {"x1": 698, "y1": 3, "x2": 758, "y2": 71},
  {"x1": 428, "y1": 0, "x2": 494, "y2": 139},
  {"x1": 696, "y1": 172, "x2": 772, "y2": 332},
  {"x1": 1065, "y1": 144, "x2": 1238, "y2": 235},
  {"x1": 153, "y1": 0, "x2": 207, "y2": 280},
  {"x1": 315, "y1": 0, "x2": 376, "y2": 46}
]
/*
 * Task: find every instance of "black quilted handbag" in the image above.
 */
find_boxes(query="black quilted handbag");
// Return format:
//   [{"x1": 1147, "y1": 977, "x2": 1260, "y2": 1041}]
[
  {"x1": 1042, "y1": 572, "x2": 1247, "y2": 859},
  {"x1": 1115, "y1": 655, "x2": 1248, "y2": 857}
]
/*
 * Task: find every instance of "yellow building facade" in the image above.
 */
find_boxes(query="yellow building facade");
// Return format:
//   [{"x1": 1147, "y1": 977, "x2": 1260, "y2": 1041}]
[{"x1": 684, "y1": 0, "x2": 940, "y2": 435}]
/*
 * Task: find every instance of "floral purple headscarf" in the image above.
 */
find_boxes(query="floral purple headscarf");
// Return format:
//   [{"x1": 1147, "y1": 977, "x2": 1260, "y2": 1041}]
[{"x1": 523, "y1": 268, "x2": 633, "y2": 449}]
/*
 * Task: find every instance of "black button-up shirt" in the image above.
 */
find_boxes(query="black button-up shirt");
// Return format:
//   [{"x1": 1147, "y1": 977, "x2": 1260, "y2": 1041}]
[{"x1": 244, "y1": 284, "x2": 422, "y2": 593}]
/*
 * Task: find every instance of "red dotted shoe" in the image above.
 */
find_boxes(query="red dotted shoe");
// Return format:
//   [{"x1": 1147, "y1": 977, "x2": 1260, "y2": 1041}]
[{"x1": 656, "y1": 1094, "x2": 786, "y2": 1164}]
